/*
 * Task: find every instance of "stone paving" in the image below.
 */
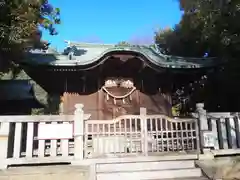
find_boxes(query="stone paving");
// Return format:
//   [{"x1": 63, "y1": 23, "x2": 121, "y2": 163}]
[
  {"x1": 197, "y1": 156, "x2": 240, "y2": 180},
  {"x1": 4, "y1": 157, "x2": 240, "y2": 180},
  {"x1": 0, "y1": 165, "x2": 89, "y2": 180}
]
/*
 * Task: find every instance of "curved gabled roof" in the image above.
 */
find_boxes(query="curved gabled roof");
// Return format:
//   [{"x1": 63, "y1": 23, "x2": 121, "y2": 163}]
[{"x1": 23, "y1": 42, "x2": 224, "y2": 70}]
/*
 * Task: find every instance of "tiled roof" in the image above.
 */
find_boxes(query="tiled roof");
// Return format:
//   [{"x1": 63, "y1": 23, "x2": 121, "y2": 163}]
[{"x1": 23, "y1": 42, "x2": 225, "y2": 69}]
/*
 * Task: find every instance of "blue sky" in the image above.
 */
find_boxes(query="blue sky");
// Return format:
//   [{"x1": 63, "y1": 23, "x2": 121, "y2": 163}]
[{"x1": 43, "y1": 0, "x2": 183, "y2": 50}]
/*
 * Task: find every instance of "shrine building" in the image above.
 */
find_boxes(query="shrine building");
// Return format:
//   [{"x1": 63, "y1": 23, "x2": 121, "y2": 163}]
[{"x1": 21, "y1": 42, "x2": 223, "y2": 119}]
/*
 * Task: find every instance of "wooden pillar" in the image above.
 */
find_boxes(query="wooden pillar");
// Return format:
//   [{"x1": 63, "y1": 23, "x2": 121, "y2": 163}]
[
  {"x1": 97, "y1": 75, "x2": 103, "y2": 120},
  {"x1": 163, "y1": 72, "x2": 173, "y2": 116}
]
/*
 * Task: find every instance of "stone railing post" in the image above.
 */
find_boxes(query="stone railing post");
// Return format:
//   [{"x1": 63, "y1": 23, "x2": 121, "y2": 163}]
[
  {"x1": 140, "y1": 107, "x2": 148, "y2": 156},
  {"x1": 196, "y1": 103, "x2": 208, "y2": 130},
  {"x1": 0, "y1": 122, "x2": 10, "y2": 169},
  {"x1": 196, "y1": 103, "x2": 214, "y2": 159},
  {"x1": 73, "y1": 104, "x2": 85, "y2": 161}
]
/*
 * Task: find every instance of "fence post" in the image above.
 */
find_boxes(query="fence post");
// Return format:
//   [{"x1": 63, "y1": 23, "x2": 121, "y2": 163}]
[
  {"x1": 73, "y1": 104, "x2": 85, "y2": 162},
  {"x1": 140, "y1": 107, "x2": 148, "y2": 156},
  {"x1": 196, "y1": 103, "x2": 208, "y2": 130},
  {"x1": 196, "y1": 103, "x2": 213, "y2": 159},
  {"x1": 0, "y1": 122, "x2": 10, "y2": 169}
]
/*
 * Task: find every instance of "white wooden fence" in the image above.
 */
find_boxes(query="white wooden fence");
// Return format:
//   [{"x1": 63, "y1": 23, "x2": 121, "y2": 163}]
[
  {"x1": 194, "y1": 103, "x2": 240, "y2": 156},
  {"x1": 205, "y1": 112, "x2": 240, "y2": 155},
  {"x1": 84, "y1": 108, "x2": 199, "y2": 158},
  {"x1": 0, "y1": 104, "x2": 91, "y2": 169},
  {"x1": 0, "y1": 116, "x2": 75, "y2": 168},
  {"x1": 2, "y1": 102, "x2": 240, "y2": 169},
  {"x1": 0, "y1": 104, "x2": 200, "y2": 168}
]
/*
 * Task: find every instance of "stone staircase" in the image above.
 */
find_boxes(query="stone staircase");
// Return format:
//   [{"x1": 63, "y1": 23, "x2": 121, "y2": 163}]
[{"x1": 95, "y1": 157, "x2": 208, "y2": 180}]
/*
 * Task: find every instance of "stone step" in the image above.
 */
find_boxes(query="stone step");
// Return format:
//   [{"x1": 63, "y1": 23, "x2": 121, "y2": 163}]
[
  {"x1": 152, "y1": 177, "x2": 208, "y2": 180},
  {"x1": 97, "y1": 160, "x2": 195, "y2": 173},
  {"x1": 96, "y1": 168, "x2": 203, "y2": 180},
  {"x1": 95, "y1": 156, "x2": 204, "y2": 180}
]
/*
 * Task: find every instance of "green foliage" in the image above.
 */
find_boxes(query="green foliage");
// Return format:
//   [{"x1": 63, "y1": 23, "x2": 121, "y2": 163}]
[
  {"x1": 155, "y1": 0, "x2": 240, "y2": 58},
  {"x1": 0, "y1": 0, "x2": 60, "y2": 73},
  {"x1": 155, "y1": 0, "x2": 240, "y2": 111}
]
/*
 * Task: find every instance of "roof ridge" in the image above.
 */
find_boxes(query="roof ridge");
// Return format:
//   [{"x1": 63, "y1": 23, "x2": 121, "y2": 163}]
[
  {"x1": 64, "y1": 40, "x2": 115, "y2": 48},
  {"x1": 64, "y1": 40, "x2": 154, "y2": 48}
]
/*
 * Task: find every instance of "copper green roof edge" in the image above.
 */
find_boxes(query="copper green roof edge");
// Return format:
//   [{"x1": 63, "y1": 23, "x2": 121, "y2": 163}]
[
  {"x1": 25, "y1": 46, "x2": 223, "y2": 69},
  {"x1": 69, "y1": 44, "x2": 220, "y2": 68},
  {"x1": 71, "y1": 47, "x2": 217, "y2": 68}
]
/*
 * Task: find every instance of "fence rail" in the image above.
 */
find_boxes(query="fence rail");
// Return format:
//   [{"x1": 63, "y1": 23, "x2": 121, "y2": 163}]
[
  {"x1": 8, "y1": 121, "x2": 74, "y2": 158},
  {"x1": 0, "y1": 103, "x2": 240, "y2": 169},
  {"x1": 84, "y1": 116, "x2": 143, "y2": 158},
  {"x1": 0, "y1": 115, "x2": 78, "y2": 168},
  {"x1": 206, "y1": 113, "x2": 240, "y2": 151},
  {"x1": 146, "y1": 116, "x2": 198, "y2": 153},
  {"x1": 84, "y1": 110, "x2": 199, "y2": 158},
  {"x1": 0, "y1": 115, "x2": 74, "y2": 123}
]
